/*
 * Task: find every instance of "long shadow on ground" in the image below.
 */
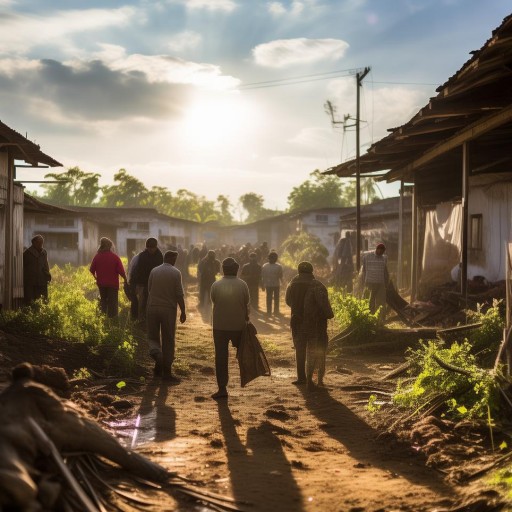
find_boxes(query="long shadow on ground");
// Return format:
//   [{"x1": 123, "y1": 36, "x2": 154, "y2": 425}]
[
  {"x1": 299, "y1": 386, "x2": 451, "y2": 495},
  {"x1": 217, "y1": 401, "x2": 304, "y2": 511}
]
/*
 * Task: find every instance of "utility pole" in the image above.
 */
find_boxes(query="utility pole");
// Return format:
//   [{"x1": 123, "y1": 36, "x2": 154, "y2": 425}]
[{"x1": 355, "y1": 66, "x2": 370, "y2": 270}]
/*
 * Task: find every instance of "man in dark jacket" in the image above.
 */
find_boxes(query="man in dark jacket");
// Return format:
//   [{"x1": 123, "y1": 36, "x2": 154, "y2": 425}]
[
  {"x1": 197, "y1": 250, "x2": 220, "y2": 307},
  {"x1": 285, "y1": 261, "x2": 334, "y2": 390},
  {"x1": 240, "y1": 252, "x2": 262, "y2": 310},
  {"x1": 131, "y1": 237, "x2": 164, "y2": 321},
  {"x1": 23, "y1": 235, "x2": 51, "y2": 305}
]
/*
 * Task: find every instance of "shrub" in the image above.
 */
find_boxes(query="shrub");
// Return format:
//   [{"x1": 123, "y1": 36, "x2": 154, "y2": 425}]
[
  {"x1": 0, "y1": 264, "x2": 135, "y2": 373},
  {"x1": 280, "y1": 232, "x2": 330, "y2": 272},
  {"x1": 466, "y1": 299, "x2": 505, "y2": 357},
  {"x1": 329, "y1": 287, "x2": 379, "y2": 340},
  {"x1": 393, "y1": 339, "x2": 499, "y2": 420}
]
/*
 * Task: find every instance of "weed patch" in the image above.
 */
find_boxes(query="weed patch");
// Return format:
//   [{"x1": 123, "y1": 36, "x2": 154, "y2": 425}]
[{"x1": 0, "y1": 264, "x2": 136, "y2": 374}]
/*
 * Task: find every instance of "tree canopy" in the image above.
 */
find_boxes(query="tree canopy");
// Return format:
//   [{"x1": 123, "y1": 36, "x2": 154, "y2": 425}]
[{"x1": 35, "y1": 166, "x2": 383, "y2": 225}]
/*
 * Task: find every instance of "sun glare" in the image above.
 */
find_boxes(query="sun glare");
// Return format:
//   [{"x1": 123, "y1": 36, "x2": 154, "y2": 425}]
[{"x1": 182, "y1": 94, "x2": 255, "y2": 150}]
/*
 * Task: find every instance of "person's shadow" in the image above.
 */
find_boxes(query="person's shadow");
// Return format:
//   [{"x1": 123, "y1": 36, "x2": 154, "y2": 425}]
[
  {"x1": 300, "y1": 387, "x2": 450, "y2": 493},
  {"x1": 137, "y1": 381, "x2": 176, "y2": 443},
  {"x1": 217, "y1": 401, "x2": 304, "y2": 511}
]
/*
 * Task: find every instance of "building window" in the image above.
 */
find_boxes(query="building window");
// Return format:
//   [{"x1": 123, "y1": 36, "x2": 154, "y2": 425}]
[
  {"x1": 42, "y1": 232, "x2": 79, "y2": 250},
  {"x1": 470, "y1": 214, "x2": 483, "y2": 250},
  {"x1": 136, "y1": 222, "x2": 150, "y2": 231},
  {"x1": 315, "y1": 214, "x2": 328, "y2": 224},
  {"x1": 48, "y1": 217, "x2": 75, "y2": 227}
]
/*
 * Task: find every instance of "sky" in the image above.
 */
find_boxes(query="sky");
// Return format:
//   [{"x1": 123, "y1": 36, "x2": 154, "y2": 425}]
[{"x1": 2, "y1": 0, "x2": 510, "y2": 211}]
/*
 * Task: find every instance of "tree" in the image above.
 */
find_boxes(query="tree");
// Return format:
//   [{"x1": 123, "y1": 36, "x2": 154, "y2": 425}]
[
  {"x1": 341, "y1": 177, "x2": 382, "y2": 205},
  {"x1": 216, "y1": 195, "x2": 234, "y2": 225},
  {"x1": 238, "y1": 192, "x2": 276, "y2": 223},
  {"x1": 100, "y1": 169, "x2": 148, "y2": 207},
  {"x1": 40, "y1": 166, "x2": 100, "y2": 206},
  {"x1": 287, "y1": 170, "x2": 345, "y2": 212}
]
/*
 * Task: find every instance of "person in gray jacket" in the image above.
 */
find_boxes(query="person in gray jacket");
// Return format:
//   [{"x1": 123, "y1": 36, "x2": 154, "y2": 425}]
[
  {"x1": 210, "y1": 257, "x2": 250, "y2": 399},
  {"x1": 23, "y1": 235, "x2": 51, "y2": 305},
  {"x1": 147, "y1": 250, "x2": 186, "y2": 381}
]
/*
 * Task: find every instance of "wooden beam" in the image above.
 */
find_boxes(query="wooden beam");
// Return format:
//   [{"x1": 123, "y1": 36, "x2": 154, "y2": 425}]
[{"x1": 385, "y1": 103, "x2": 512, "y2": 182}]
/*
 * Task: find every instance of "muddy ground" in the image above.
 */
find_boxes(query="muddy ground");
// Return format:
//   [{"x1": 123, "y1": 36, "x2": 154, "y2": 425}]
[{"x1": 0, "y1": 281, "x2": 508, "y2": 512}]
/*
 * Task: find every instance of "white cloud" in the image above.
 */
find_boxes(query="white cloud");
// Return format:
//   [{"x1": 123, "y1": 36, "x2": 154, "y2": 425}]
[
  {"x1": 167, "y1": 31, "x2": 202, "y2": 52},
  {"x1": 253, "y1": 38, "x2": 349, "y2": 68},
  {"x1": 267, "y1": 2, "x2": 286, "y2": 16},
  {"x1": 267, "y1": 0, "x2": 321, "y2": 17},
  {"x1": 0, "y1": 7, "x2": 137, "y2": 56},
  {"x1": 89, "y1": 44, "x2": 240, "y2": 89},
  {"x1": 169, "y1": 0, "x2": 237, "y2": 12}
]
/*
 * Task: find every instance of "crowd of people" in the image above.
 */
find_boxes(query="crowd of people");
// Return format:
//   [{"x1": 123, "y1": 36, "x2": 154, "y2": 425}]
[{"x1": 23, "y1": 232, "x2": 390, "y2": 398}]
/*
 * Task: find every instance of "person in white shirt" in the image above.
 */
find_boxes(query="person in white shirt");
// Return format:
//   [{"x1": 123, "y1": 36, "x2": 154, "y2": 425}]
[
  {"x1": 260, "y1": 251, "x2": 283, "y2": 316},
  {"x1": 361, "y1": 243, "x2": 389, "y2": 324}
]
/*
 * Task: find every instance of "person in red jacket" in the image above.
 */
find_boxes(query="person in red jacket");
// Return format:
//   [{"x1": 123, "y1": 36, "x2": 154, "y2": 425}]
[{"x1": 89, "y1": 237, "x2": 127, "y2": 318}]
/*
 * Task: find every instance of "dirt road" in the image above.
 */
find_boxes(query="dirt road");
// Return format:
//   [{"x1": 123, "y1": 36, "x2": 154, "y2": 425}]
[{"x1": 116, "y1": 287, "x2": 460, "y2": 512}]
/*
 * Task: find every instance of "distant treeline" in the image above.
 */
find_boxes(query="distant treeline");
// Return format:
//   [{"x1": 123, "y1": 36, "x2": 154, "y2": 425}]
[{"x1": 35, "y1": 167, "x2": 381, "y2": 225}]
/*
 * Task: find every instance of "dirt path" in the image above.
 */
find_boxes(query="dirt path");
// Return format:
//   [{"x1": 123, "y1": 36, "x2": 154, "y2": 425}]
[{"x1": 114, "y1": 285, "x2": 460, "y2": 512}]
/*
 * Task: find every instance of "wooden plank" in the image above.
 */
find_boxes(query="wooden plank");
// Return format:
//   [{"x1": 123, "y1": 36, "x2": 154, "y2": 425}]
[{"x1": 386, "y1": 103, "x2": 512, "y2": 182}]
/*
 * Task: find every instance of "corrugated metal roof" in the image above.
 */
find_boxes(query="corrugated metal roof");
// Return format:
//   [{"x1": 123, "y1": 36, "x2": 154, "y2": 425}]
[
  {"x1": 324, "y1": 14, "x2": 512, "y2": 183},
  {"x1": 0, "y1": 120, "x2": 62, "y2": 167}
]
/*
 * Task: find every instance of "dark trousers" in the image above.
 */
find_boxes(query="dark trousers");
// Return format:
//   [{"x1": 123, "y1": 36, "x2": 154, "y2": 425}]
[
  {"x1": 213, "y1": 329, "x2": 242, "y2": 389},
  {"x1": 98, "y1": 287, "x2": 119, "y2": 318},
  {"x1": 147, "y1": 306, "x2": 177, "y2": 372},
  {"x1": 295, "y1": 341, "x2": 307, "y2": 382},
  {"x1": 24, "y1": 285, "x2": 48, "y2": 306},
  {"x1": 265, "y1": 287, "x2": 280, "y2": 314}
]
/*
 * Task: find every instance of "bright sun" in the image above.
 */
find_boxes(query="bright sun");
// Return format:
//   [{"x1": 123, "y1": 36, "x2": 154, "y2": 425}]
[{"x1": 182, "y1": 93, "x2": 255, "y2": 150}]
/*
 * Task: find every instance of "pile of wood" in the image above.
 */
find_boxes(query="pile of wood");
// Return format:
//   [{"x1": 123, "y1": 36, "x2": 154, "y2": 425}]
[{"x1": 0, "y1": 363, "x2": 243, "y2": 512}]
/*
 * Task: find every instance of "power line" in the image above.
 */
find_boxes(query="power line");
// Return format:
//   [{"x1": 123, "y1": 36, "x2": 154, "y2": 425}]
[
  {"x1": 371, "y1": 80, "x2": 438, "y2": 86},
  {"x1": 238, "y1": 67, "x2": 362, "y2": 88}
]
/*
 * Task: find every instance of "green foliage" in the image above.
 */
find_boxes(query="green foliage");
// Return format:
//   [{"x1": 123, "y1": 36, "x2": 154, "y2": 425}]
[
  {"x1": 101, "y1": 169, "x2": 148, "y2": 207},
  {"x1": 489, "y1": 465, "x2": 512, "y2": 499},
  {"x1": 238, "y1": 192, "x2": 278, "y2": 223},
  {"x1": 287, "y1": 170, "x2": 346, "y2": 212},
  {"x1": 0, "y1": 264, "x2": 135, "y2": 374},
  {"x1": 328, "y1": 288, "x2": 379, "y2": 337},
  {"x1": 393, "y1": 340, "x2": 499, "y2": 420},
  {"x1": 41, "y1": 166, "x2": 100, "y2": 206},
  {"x1": 280, "y1": 232, "x2": 330, "y2": 271},
  {"x1": 287, "y1": 170, "x2": 382, "y2": 212},
  {"x1": 367, "y1": 394, "x2": 383, "y2": 413},
  {"x1": 466, "y1": 299, "x2": 505, "y2": 356},
  {"x1": 72, "y1": 367, "x2": 92, "y2": 380}
]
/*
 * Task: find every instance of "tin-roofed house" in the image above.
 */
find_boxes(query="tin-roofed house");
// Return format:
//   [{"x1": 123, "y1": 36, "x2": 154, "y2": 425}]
[
  {"x1": 0, "y1": 121, "x2": 61, "y2": 309},
  {"x1": 326, "y1": 14, "x2": 512, "y2": 300}
]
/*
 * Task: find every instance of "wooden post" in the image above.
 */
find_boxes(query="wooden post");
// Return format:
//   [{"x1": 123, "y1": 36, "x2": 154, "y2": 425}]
[
  {"x1": 461, "y1": 142, "x2": 470, "y2": 299},
  {"x1": 397, "y1": 180, "x2": 404, "y2": 290},
  {"x1": 355, "y1": 67, "x2": 370, "y2": 271},
  {"x1": 4, "y1": 152, "x2": 14, "y2": 310},
  {"x1": 410, "y1": 178, "x2": 418, "y2": 302}
]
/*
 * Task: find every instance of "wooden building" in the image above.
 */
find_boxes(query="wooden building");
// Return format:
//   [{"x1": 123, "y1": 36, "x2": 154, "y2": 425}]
[
  {"x1": 326, "y1": 14, "x2": 512, "y2": 300},
  {"x1": 0, "y1": 121, "x2": 61, "y2": 309}
]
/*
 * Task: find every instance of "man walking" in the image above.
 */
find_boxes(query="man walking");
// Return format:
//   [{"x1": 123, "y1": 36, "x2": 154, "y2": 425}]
[
  {"x1": 361, "y1": 243, "x2": 389, "y2": 324},
  {"x1": 210, "y1": 257, "x2": 250, "y2": 399},
  {"x1": 241, "y1": 252, "x2": 262, "y2": 310},
  {"x1": 147, "y1": 250, "x2": 186, "y2": 381},
  {"x1": 197, "y1": 249, "x2": 220, "y2": 307},
  {"x1": 23, "y1": 235, "x2": 52, "y2": 305},
  {"x1": 286, "y1": 261, "x2": 333, "y2": 389},
  {"x1": 261, "y1": 251, "x2": 283, "y2": 316},
  {"x1": 131, "y1": 238, "x2": 163, "y2": 322}
]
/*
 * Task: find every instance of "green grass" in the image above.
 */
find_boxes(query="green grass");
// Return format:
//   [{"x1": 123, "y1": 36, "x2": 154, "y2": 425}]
[{"x1": 0, "y1": 263, "x2": 136, "y2": 374}]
